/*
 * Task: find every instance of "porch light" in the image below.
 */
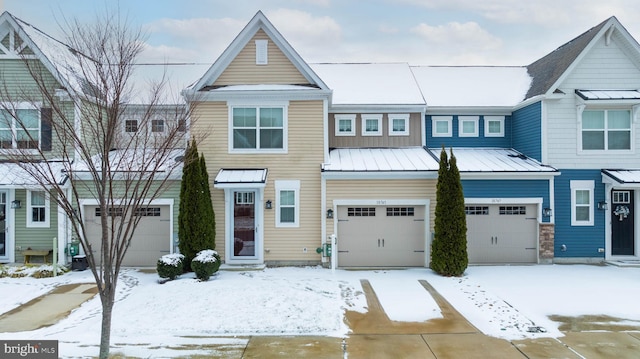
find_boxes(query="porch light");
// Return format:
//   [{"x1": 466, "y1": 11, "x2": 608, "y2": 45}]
[
  {"x1": 542, "y1": 207, "x2": 552, "y2": 217},
  {"x1": 265, "y1": 200, "x2": 272, "y2": 209},
  {"x1": 597, "y1": 201, "x2": 608, "y2": 210},
  {"x1": 326, "y1": 209, "x2": 334, "y2": 219},
  {"x1": 10, "y1": 200, "x2": 21, "y2": 209}
]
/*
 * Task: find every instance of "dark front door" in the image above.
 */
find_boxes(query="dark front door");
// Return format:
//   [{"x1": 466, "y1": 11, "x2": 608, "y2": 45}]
[
  {"x1": 233, "y1": 191, "x2": 256, "y2": 258},
  {"x1": 612, "y1": 190, "x2": 634, "y2": 255}
]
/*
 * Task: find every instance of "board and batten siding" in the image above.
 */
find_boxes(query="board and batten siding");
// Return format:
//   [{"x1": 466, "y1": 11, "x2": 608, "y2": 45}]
[
  {"x1": 426, "y1": 115, "x2": 513, "y2": 149},
  {"x1": 325, "y1": 179, "x2": 437, "y2": 240},
  {"x1": 552, "y1": 170, "x2": 606, "y2": 258},
  {"x1": 13, "y1": 189, "x2": 58, "y2": 263},
  {"x1": 329, "y1": 113, "x2": 422, "y2": 148},
  {"x1": 194, "y1": 100, "x2": 325, "y2": 262},
  {"x1": 213, "y1": 30, "x2": 310, "y2": 86},
  {"x1": 512, "y1": 102, "x2": 542, "y2": 161},
  {"x1": 545, "y1": 34, "x2": 640, "y2": 169}
]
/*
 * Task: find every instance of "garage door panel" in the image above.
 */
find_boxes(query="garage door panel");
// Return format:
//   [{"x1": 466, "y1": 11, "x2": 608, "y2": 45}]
[{"x1": 337, "y1": 205, "x2": 426, "y2": 267}]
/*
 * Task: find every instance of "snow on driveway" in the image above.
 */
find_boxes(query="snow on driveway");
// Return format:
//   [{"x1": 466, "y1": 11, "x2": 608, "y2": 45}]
[{"x1": 2, "y1": 264, "x2": 640, "y2": 357}]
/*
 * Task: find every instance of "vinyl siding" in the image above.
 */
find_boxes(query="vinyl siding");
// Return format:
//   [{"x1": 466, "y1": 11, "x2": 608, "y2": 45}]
[
  {"x1": 553, "y1": 169, "x2": 606, "y2": 258},
  {"x1": 426, "y1": 115, "x2": 512, "y2": 148},
  {"x1": 462, "y1": 179, "x2": 551, "y2": 223},
  {"x1": 329, "y1": 113, "x2": 422, "y2": 148},
  {"x1": 195, "y1": 100, "x2": 324, "y2": 262},
  {"x1": 213, "y1": 30, "x2": 310, "y2": 86},
  {"x1": 546, "y1": 35, "x2": 640, "y2": 169},
  {"x1": 13, "y1": 189, "x2": 58, "y2": 263},
  {"x1": 512, "y1": 102, "x2": 542, "y2": 161},
  {"x1": 325, "y1": 179, "x2": 437, "y2": 239}
]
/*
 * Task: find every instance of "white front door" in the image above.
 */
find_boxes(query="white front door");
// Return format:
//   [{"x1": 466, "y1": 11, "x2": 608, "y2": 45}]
[
  {"x1": 226, "y1": 189, "x2": 263, "y2": 264},
  {"x1": 0, "y1": 191, "x2": 8, "y2": 262}
]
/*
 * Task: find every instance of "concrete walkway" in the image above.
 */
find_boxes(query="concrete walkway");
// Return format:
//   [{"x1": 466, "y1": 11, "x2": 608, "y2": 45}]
[{"x1": 1, "y1": 278, "x2": 640, "y2": 358}]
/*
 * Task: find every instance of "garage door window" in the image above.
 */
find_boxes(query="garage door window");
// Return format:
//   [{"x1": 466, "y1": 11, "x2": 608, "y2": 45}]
[
  {"x1": 465, "y1": 206, "x2": 489, "y2": 215},
  {"x1": 95, "y1": 207, "x2": 124, "y2": 217},
  {"x1": 348, "y1": 207, "x2": 375, "y2": 216},
  {"x1": 135, "y1": 207, "x2": 161, "y2": 217},
  {"x1": 499, "y1": 206, "x2": 526, "y2": 215},
  {"x1": 386, "y1": 207, "x2": 414, "y2": 216}
]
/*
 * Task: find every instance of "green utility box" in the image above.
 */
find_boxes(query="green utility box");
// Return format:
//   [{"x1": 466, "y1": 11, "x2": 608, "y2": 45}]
[{"x1": 68, "y1": 241, "x2": 80, "y2": 256}]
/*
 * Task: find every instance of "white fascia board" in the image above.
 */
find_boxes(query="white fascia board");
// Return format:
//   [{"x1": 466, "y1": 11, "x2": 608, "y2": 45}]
[
  {"x1": 194, "y1": 89, "x2": 332, "y2": 102},
  {"x1": 330, "y1": 104, "x2": 426, "y2": 113},
  {"x1": 426, "y1": 106, "x2": 512, "y2": 115},
  {"x1": 322, "y1": 171, "x2": 438, "y2": 180},
  {"x1": 464, "y1": 197, "x2": 543, "y2": 205},
  {"x1": 461, "y1": 172, "x2": 560, "y2": 180}
]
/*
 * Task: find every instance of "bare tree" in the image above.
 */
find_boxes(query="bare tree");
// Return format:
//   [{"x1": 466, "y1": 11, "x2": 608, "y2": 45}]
[{"x1": 0, "y1": 11, "x2": 191, "y2": 358}]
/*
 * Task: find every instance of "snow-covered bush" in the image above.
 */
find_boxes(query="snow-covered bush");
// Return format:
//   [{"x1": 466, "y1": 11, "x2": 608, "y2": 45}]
[
  {"x1": 157, "y1": 253, "x2": 185, "y2": 280},
  {"x1": 191, "y1": 249, "x2": 221, "y2": 281}
]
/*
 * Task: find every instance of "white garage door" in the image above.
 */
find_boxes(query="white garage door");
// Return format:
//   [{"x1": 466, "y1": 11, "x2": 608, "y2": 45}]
[
  {"x1": 337, "y1": 206, "x2": 426, "y2": 267},
  {"x1": 84, "y1": 205, "x2": 171, "y2": 266},
  {"x1": 466, "y1": 204, "x2": 538, "y2": 264}
]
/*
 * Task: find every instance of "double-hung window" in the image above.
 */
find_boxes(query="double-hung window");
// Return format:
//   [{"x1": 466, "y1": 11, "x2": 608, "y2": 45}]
[
  {"x1": 0, "y1": 105, "x2": 40, "y2": 149},
  {"x1": 231, "y1": 106, "x2": 285, "y2": 151},
  {"x1": 275, "y1": 180, "x2": 300, "y2": 227},
  {"x1": 570, "y1": 180, "x2": 594, "y2": 226},
  {"x1": 151, "y1": 119, "x2": 165, "y2": 133},
  {"x1": 27, "y1": 190, "x2": 50, "y2": 228},
  {"x1": 125, "y1": 119, "x2": 138, "y2": 133},
  {"x1": 581, "y1": 109, "x2": 631, "y2": 151}
]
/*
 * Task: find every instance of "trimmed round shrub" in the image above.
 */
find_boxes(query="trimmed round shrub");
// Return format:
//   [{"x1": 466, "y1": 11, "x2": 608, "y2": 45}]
[
  {"x1": 191, "y1": 249, "x2": 221, "y2": 281},
  {"x1": 157, "y1": 253, "x2": 185, "y2": 280}
]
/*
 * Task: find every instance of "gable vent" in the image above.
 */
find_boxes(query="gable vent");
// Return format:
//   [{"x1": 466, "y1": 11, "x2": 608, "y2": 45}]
[{"x1": 255, "y1": 40, "x2": 268, "y2": 65}]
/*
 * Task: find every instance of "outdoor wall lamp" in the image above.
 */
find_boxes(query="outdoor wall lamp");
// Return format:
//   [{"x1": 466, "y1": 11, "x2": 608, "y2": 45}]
[
  {"x1": 597, "y1": 201, "x2": 608, "y2": 210},
  {"x1": 542, "y1": 207, "x2": 552, "y2": 217},
  {"x1": 265, "y1": 200, "x2": 272, "y2": 209},
  {"x1": 326, "y1": 209, "x2": 334, "y2": 219},
  {"x1": 10, "y1": 200, "x2": 21, "y2": 209}
]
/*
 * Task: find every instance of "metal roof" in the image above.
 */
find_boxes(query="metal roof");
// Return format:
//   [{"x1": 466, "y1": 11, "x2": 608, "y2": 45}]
[
  {"x1": 0, "y1": 161, "x2": 69, "y2": 186},
  {"x1": 576, "y1": 89, "x2": 640, "y2": 100},
  {"x1": 214, "y1": 169, "x2": 268, "y2": 184},
  {"x1": 322, "y1": 147, "x2": 439, "y2": 172},
  {"x1": 428, "y1": 148, "x2": 558, "y2": 173},
  {"x1": 602, "y1": 169, "x2": 640, "y2": 184}
]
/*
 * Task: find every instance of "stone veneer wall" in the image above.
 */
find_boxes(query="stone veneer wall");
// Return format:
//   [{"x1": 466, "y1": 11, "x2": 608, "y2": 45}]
[{"x1": 539, "y1": 223, "x2": 555, "y2": 264}]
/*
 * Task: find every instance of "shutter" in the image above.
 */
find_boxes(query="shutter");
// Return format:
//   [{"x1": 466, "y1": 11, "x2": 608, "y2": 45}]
[{"x1": 40, "y1": 107, "x2": 52, "y2": 151}]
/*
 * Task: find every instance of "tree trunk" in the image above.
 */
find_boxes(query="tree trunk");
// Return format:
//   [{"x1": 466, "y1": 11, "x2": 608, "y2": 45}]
[{"x1": 99, "y1": 293, "x2": 114, "y2": 359}]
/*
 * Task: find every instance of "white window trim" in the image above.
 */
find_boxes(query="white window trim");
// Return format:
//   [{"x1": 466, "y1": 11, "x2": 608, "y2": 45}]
[
  {"x1": 570, "y1": 180, "x2": 594, "y2": 226},
  {"x1": 361, "y1": 114, "x2": 382, "y2": 136},
  {"x1": 0, "y1": 102, "x2": 41, "y2": 151},
  {"x1": 484, "y1": 116, "x2": 505, "y2": 137},
  {"x1": 432, "y1": 116, "x2": 452, "y2": 137},
  {"x1": 275, "y1": 180, "x2": 300, "y2": 228},
  {"x1": 228, "y1": 102, "x2": 289, "y2": 154},
  {"x1": 578, "y1": 108, "x2": 634, "y2": 154},
  {"x1": 27, "y1": 190, "x2": 50, "y2": 228},
  {"x1": 335, "y1": 114, "x2": 356, "y2": 136},
  {"x1": 388, "y1": 114, "x2": 410, "y2": 136},
  {"x1": 458, "y1": 116, "x2": 479, "y2": 137}
]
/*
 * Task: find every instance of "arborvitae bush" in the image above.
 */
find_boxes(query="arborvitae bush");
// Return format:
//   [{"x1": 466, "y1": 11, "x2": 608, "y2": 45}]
[
  {"x1": 430, "y1": 147, "x2": 468, "y2": 276},
  {"x1": 191, "y1": 249, "x2": 221, "y2": 281},
  {"x1": 157, "y1": 253, "x2": 185, "y2": 280}
]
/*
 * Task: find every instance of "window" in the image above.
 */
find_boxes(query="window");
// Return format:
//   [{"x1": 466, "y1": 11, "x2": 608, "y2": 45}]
[
  {"x1": 135, "y1": 207, "x2": 161, "y2": 217},
  {"x1": 484, "y1": 116, "x2": 505, "y2": 137},
  {"x1": 231, "y1": 106, "x2": 285, "y2": 151},
  {"x1": 125, "y1": 120, "x2": 138, "y2": 133},
  {"x1": 0, "y1": 107, "x2": 40, "y2": 149},
  {"x1": 95, "y1": 207, "x2": 124, "y2": 217},
  {"x1": 458, "y1": 116, "x2": 479, "y2": 137},
  {"x1": 389, "y1": 114, "x2": 410, "y2": 136},
  {"x1": 177, "y1": 119, "x2": 186, "y2": 132},
  {"x1": 499, "y1": 206, "x2": 526, "y2": 215},
  {"x1": 465, "y1": 206, "x2": 489, "y2": 215},
  {"x1": 27, "y1": 190, "x2": 49, "y2": 227},
  {"x1": 432, "y1": 116, "x2": 452, "y2": 137},
  {"x1": 581, "y1": 110, "x2": 631, "y2": 151},
  {"x1": 235, "y1": 192, "x2": 254, "y2": 205},
  {"x1": 347, "y1": 207, "x2": 375, "y2": 217},
  {"x1": 361, "y1": 114, "x2": 382, "y2": 136},
  {"x1": 151, "y1": 119, "x2": 165, "y2": 133},
  {"x1": 386, "y1": 207, "x2": 414, "y2": 216},
  {"x1": 571, "y1": 180, "x2": 594, "y2": 226},
  {"x1": 275, "y1": 180, "x2": 300, "y2": 227},
  {"x1": 335, "y1": 114, "x2": 355, "y2": 136}
]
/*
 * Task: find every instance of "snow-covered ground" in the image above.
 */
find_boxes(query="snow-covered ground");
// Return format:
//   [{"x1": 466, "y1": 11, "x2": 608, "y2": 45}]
[{"x1": 1, "y1": 264, "x2": 640, "y2": 358}]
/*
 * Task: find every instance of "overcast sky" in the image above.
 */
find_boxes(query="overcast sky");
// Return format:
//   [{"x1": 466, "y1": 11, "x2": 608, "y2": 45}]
[{"x1": 5, "y1": 0, "x2": 640, "y2": 67}]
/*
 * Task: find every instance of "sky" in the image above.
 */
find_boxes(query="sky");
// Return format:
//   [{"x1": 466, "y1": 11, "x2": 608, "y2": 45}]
[{"x1": 4, "y1": 0, "x2": 640, "y2": 67}]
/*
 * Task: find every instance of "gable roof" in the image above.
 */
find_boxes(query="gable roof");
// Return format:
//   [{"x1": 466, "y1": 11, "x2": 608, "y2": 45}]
[
  {"x1": 525, "y1": 16, "x2": 640, "y2": 100},
  {"x1": 190, "y1": 11, "x2": 329, "y2": 93}
]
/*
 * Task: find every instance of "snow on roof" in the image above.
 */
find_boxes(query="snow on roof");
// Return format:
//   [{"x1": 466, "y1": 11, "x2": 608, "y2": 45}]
[
  {"x1": 428, "y1": 148, "x2": 557, "y2": 173},
  {"x1": 411, "y1": 66, "x2": 532, "y2": 108},
  {"x1": 575, "y1": 89, "x2": 640, "y2": 100},
  {"x1": 125, "y1": 63, "x2": 210, "y2": 105},
  {"x1": 322, "y1": 147, "x2": 439, "y2": 172},
  {"x1": 0, "y1": 161, "x2": 68, "y2": 186},
  {"x1": 214, "y1": 169, "x2": 268, "y2": 184},
  {"x1": 602, "y1": 169, "x2": 640, "y2": 184},
  {"x1": 310, "y1": 63, "x2": 425, "y2": 107},
  {"x1": 73, "y1": 149, "x2": 184, "y2": 175}
]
